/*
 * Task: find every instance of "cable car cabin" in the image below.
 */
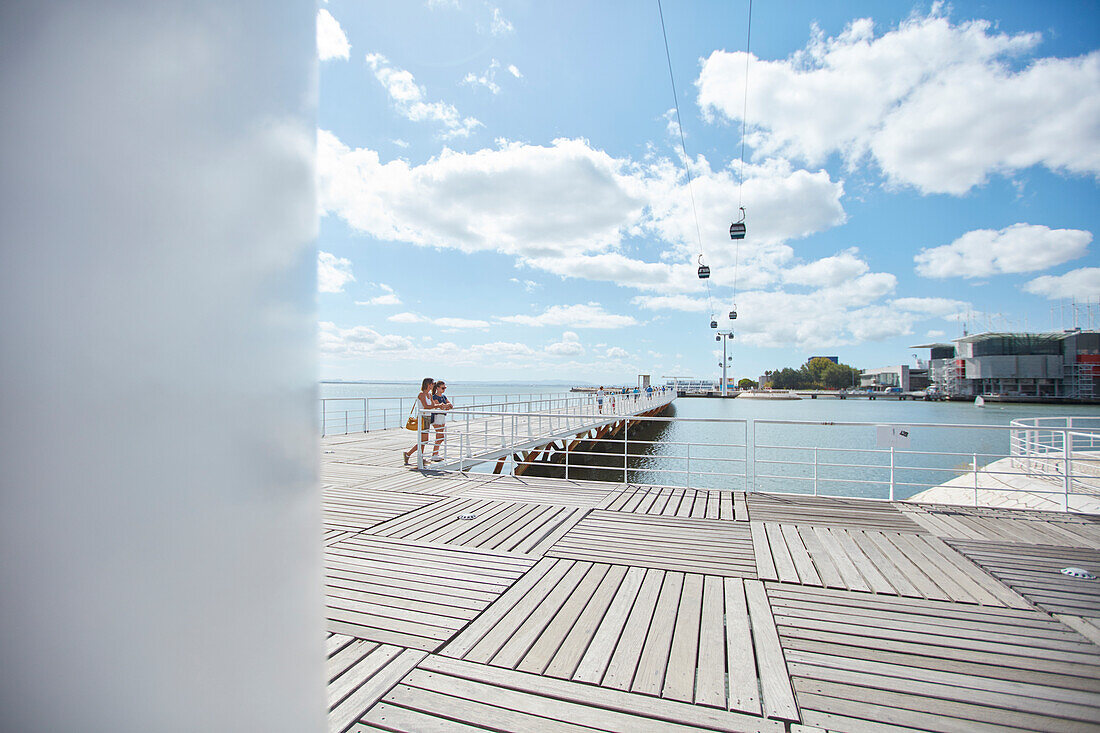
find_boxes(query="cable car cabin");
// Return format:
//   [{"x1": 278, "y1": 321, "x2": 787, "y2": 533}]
[
  {"x1": 715, "y1": 335, "x2": 721, "y2": 341},
  {"x1": 710, "y1": 320, "x2": 718, "y2": 328},
  {"x1": 730, "y1": 207, "x2": 746, "y2": 240},
  {"x1": 698, "y1": 265, "x2": 710, "y2": 279},
  {"x1": 729, "y1": 310, "x2": 737, "y2": 320}
]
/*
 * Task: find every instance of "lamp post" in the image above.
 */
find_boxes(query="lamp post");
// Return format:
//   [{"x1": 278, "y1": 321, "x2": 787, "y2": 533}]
[{"x1": 715, "y1": 330, "x2": 734, "y2": 396}]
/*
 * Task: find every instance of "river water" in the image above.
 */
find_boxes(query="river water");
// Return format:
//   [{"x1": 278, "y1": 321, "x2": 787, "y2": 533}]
[{"x1": 321, "y1": 381, "x2": 1099, "y2": 500}]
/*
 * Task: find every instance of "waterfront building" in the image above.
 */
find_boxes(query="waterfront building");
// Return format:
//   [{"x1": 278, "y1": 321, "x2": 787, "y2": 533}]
[
  {"x1": 914, "y1": 330, "x2": 1100, "y2": 400},
  {"x1": 859, "y1": 364, "x2": 929, "y2": 392}
]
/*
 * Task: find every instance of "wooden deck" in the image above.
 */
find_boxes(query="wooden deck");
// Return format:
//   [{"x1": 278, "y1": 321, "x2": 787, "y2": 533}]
[{"x1": 322, "y1": 427, "x2": 1100, "y2": 732}]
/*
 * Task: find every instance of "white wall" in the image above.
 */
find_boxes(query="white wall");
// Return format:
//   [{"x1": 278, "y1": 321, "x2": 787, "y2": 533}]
[{"x1": 0, "y1": 3, "x2": 324, "y2": 731}]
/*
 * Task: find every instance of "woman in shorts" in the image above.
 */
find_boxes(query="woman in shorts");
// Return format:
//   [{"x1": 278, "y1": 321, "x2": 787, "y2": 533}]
[
  {"x1": 404, "y1": 377, "x2": 447, "y2": 466},
  {"x1": 429, "y1": 380, "x2": 451, "y2": 462}
]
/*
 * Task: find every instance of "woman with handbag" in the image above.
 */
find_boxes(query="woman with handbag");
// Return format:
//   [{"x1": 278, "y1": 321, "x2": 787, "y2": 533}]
[
  {"x1": 428, "y1": 380, "x2": 451, "y2": 462},
  {"x1": 403, "y1": 377, "x2": 447, "y2": 466}
]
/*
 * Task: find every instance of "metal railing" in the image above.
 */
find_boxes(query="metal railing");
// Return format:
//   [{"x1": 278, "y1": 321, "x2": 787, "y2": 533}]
[
  {"x1": 320, "y1": 390, "x2": 614, "y2": 436},
  {"x1": 1009, "y1": 416, "x2": 1100, "y2": 493},
  {"x1": 404, "y1": 411, "x2": 1099, "y2": 512}
]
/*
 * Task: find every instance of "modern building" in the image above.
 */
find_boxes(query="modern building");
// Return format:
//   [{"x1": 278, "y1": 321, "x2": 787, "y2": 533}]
[
  {"x1": 913, "y1": 330, "x2": 1100, "y2": 400},
  {"x1": 860, "y1": 364, "x2": 929, "y2": 392}
]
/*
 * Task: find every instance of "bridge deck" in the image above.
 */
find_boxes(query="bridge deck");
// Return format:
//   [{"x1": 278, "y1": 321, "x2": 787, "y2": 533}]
[{"x1": 321, "y1": 434, "x2": 1100, "y2": 733}]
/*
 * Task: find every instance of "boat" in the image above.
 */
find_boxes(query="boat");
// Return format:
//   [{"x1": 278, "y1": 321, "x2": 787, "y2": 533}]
[
  {"x1": 737, "y1": 390, "x2": 802, "y2": 400},
  {"x1": 974, "y1": 395, "x2": 985, "y2": 407}
]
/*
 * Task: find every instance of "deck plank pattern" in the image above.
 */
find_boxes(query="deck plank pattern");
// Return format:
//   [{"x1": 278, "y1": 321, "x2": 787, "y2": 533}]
[
  {"x1": 440, "y1": 560, "x2": 794, "y2": 720},
  {"x1": 324, "y1": 534, "x2": 534, "y2": 650},
  {"x1": 768, "y1": 583, "x2": 1100, "y2": 733},
  {"x1": 320, "y1": 429, "x2": 1100, "y2": 732},
  {"x1": 363, "y1": 496, "x2": 588, "y2": 556},
  {"x1": 323, "y1": 488, "x2": 440, "y2": 532},
  {"x1": 600, "y1": 484, "x2": 741, "y2": 519},
  {"x1": 746, "y1": 493, "x2": 924, "y2": 532},
  {"x1": 363, "y1": 655, "x2": 786, "y2": 732},
  {"x1": 948, "y1": 539, "x2": 1100, "y2": 618},
  {"x1": 547, "y1": 509, "x2": 757, "y2": 576},
  {"x1": 905, "y1": 505, "x2": 1100, "y2": 547},
  {"x1": 752, "y1": 522, "x2": 1029, "y2": 607}
]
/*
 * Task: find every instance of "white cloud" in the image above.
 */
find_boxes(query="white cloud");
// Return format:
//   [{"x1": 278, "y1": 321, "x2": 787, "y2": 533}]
[
  {"x1": 463, "y1": 59, "x2": 503, "y2": 95},
  {"x1": 509, "y1": 278, "x2": 540, "y2": 292},
  {"x1": 319, "y1": 322, "x2": 412, "y2": 357},
  {"x1": 546, "y1": 331, "x2": 584, "y2": 356},
  {"x1": 1024, "y1": 267, "x2": 1100, "y2": 299},
  {"x1": 784, "y1": 248, "x2": 868, "y2": 287},
  {"x1": 356, "y1": 293, "x2": 400, "y2": 306},
  {"x1": 926, "y1": 330, "x2": 946, "y2": 338},
  {"x1": 386, "y1": 311, "x2": 489, "y2": 328},
  {"x1": 915, "y1": 224, "x2": 1091, "y2": 278},
  {"x1": 318, "y1": 251, "x2": 354, "y2": 292},
  {"x1": 697, "y1": 11, "x2": 1100, "y2": 194},
  {"x1": 490, "y1": 8, "x2": 514, "y2": 35},
  {"x1": 889, "y1": 297, "x2": 970, "y2": 317},
  {"x1": 605, "y1": 347, "x2": 631, "y2": 359},
  {"x1": 317, "y1": 129, "x2": 846, "y2": 295},
  {"x1": 498, "y1": 303, "x2": 639, "y2": 329},
  {"x1": 507, "y1": 64, "x2": 522, "y2": 78},
  {"x1": 317, "y1": 9, "x2": 350, "y2": 61},
  {"x1": 631, "y1": 294, "x2": 708, "y2": 312},
  {"x1": 392, "y1": 139, "x2": 409, "y2": 148},
  {"x1": 365, "y1": 53, "x2": 482, "y2": 138}
]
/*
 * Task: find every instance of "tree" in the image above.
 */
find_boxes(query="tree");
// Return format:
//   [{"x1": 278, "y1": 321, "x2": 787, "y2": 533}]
[
  {"x1": 805, "y1": 357, "x2": 836, "y2": 387},
  {"x1": 823, "y1": 362, "x2": 861, "y2": 389},
  {"x1": 737, "y1": 378, "x2": 757, "y2": 389}
]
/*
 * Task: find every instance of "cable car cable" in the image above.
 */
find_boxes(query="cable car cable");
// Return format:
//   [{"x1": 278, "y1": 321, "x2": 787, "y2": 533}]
[
  {"x1": 657, "y1": 0, "x2": 713, "y2": 316},
  {"x1": 731, "y1": 0, "x2": 752, "y2": 321}
]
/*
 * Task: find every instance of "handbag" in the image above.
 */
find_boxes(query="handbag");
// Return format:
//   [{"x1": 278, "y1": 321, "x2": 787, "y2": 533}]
[{"x1": 405, "y1": 406, "x2": 419, "y2": 431}]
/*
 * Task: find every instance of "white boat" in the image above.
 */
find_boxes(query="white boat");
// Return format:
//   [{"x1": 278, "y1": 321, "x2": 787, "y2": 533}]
[
  {"x1": 737, "y1": 390, "x2": 802, "y2": 400},
  {"x1": 974, "y1": 395, "x2": 985, "y2": 407}
]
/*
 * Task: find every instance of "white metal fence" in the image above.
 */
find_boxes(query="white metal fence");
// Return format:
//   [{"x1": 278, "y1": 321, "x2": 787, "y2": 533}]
[{"x1": 403, "y1": 411, "x2": 1099, "y2": 512}]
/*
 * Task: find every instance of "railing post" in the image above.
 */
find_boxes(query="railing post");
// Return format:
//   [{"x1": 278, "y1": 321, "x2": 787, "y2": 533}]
[
  {"x1": 565, "y1": 439, "x2": 570, "y2": 480},
  {"x1": 813, "y1": 447, "x2": 818, "y2": 496},
  {"x1": 363, "y1": 398, "x2": 367, "y2": 432},
  {"x1": 1064, "y1": 429, "x2": 1073, "y2": 512},
  {"x1": 344, "y1": 411, "x2": 348, "y2": 435},
  {"x1": 889, "y1": 446, "x2": 896, "y2": 501},
  {"x1": 322, "y1": 400, "x2": 326, "y2": 437},
  {"x1": 416, "y1": 412, "x2": 424, "y2": 470},
  {"x1": 686, "y1": 444, "x2": 691, "y2": 490},
  {"x1": 973, "y1": 453, "x2": 979, "y2": 507},
  {"x1": 624, "y1": 420, "x2": 629, "y2": 485}
]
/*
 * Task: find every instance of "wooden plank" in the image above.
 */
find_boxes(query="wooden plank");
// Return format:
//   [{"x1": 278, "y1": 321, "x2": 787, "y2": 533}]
[
  {"x1": 631, "y1": 571, "x2": 684, "y2": 695},
  {"x1": 662, "y1": 573, "x2": 703, "y2": 702},
  {"x1": 545, "y1": 564, "x2": 628, "y2": 680},
  {"x1": 603, "y1": 568, "x2": 664, "y2": 691},
  {"x1": 518, "y1": 563, "x2": 611, "y2": 675},
  {"x1": 813, "y1": 527, "x2": 871, "y2": 592},
  {"x1": 798, "y1": 527, "x2": 845, "y2": 589},
  {"x1": 744, "y1": 580, "x2": 798, "y2": 721},
  {"x1": 573, "y1": 566, "x2": 646, "y2": 684},
  {"x1": 696, "y1": 575, "x2": 727, "y2": 708},
  {"x1": 441, "y1": 557, "x2": 558, "y2": 659},
  {"x1": 764, "y1": 523, "x2": 799, "y2": 584},
  {"x1": 419, "y1": 655, "x2": 787, "y2": 733},
  {"x1": 723, "y1": 577, "x2": 761, "y2": 717},
  {"x1": 329, "y1": 647, "x2": 425, "y2": 733},
  {"x1": 779, "y1": 524, "x2": 821, "y2": 586},
  {"x1": 493, "y1": 560, "x2": 594, "y2": 668},
  {"x1": 1057, "y1": 614, "x2": 1100, "y2": 646},
  {"x1": 751, "y1": 522, "x2": 778, "y2": 581},
  {"x1": 833, "y1": 528, "x2": 894, "y2": 594}
]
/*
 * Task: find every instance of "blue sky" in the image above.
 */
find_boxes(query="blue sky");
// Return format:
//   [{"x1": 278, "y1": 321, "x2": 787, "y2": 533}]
[{"x1": 316, "y1": 0, "x2": 1100, "y2": 383}]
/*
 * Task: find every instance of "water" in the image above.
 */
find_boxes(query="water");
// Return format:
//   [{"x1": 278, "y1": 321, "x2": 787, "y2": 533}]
[{"x1": 321, "y1": 382, "x2": 1099, "y2": 500}]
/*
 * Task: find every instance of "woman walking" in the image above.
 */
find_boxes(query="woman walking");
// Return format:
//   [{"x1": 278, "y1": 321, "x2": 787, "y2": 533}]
[
  {"x1": 403, "y1": 377, "x2": 447, "y2": 466},
  {"x1": 429, "y1": 380, "x2": 451, "y2": 462}
]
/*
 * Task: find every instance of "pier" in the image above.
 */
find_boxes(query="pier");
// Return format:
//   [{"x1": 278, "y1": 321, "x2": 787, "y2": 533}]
[{"x1": 319, "y1": 411, "x2": 1100, "y2": 732}]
